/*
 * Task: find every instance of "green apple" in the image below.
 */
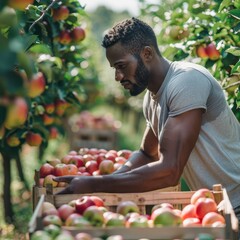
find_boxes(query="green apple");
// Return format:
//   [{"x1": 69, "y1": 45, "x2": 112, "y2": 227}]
[
  {"x1": 116, "y1": 201, "x2": 140, "y2": 216},
  {"x1": 83, "y1": 206, "x2": 105, "y2": 227},
  {"x1": 43, "y1": 224, "x2": 61, "y2": 238},
  {"x1": 105, "y1": 212, "x2": 126, "y2": 227},
  {"x1": 126, "y1": 215, "x2": 149, "y2": 228},
  {"x1": 31, "y1": 230, "x2": 51, "y2": 240}
]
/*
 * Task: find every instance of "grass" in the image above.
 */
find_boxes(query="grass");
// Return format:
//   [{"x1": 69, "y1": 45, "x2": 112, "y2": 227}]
[{"x1": 0, "y1": 106, "x2": 144, "y2": 239}]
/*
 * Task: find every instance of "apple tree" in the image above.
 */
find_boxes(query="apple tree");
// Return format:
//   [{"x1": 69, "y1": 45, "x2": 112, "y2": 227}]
[
  {"x1": 0, "y1": 0, "x2": 100, "y2": 223},
  {"x1": 140, "y1": 0, "x2": 240, "y2": 120}
]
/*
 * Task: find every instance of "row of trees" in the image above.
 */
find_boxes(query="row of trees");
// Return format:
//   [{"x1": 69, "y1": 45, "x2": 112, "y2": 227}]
[{"x1": 0, "y1": 0, "x2": 101, "y2": 223}]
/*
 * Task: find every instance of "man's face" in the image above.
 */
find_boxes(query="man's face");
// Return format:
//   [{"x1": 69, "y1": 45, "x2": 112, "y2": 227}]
[{"x1": 106, "y1": 43, "x2": 150, "y2": 96}]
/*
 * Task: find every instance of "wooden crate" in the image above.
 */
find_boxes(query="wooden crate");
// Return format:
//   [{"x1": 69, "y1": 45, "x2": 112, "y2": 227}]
[
  {"x1": 29, "y1": 185, "x2": 239, "y2": 240},
  {"x1": 32, "y1": 170, "x2": 181, "y2": 210},
  {"x1": 69, "y1": 128, "x2": 118, "y2": 151}
]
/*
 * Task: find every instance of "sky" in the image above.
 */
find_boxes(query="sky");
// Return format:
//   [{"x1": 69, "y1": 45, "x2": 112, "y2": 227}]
[{"x1": 80, "y1": 0, "x2": 159, "y2": 16}]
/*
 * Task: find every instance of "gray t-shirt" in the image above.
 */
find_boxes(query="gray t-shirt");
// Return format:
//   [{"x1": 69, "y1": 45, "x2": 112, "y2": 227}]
[{"x1": 143, "y1": 61, "x2": 240, "y2": 209}]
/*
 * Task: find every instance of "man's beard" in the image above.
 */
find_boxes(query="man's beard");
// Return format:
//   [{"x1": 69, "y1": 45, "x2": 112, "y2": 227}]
[{"x1": 130, "y1": 56, "x2": 150, "y2": 96}]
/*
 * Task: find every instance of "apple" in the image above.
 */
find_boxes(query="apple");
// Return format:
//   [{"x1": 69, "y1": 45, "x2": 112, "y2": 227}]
[
  {"x1": 169, "y1": 25, "x2": 181, "y2": 40},
  {"x1": 69, "y1": 155, "x2": 84, "y2": 168},
  {"x1": 42, "y1": 214, "x2": 62, "y2": 227},
  {"x1": 8, "y1": 0, "x2": 34, "y2": 10},
  {"x1": 151, "y1": 207, "x2": 182, "y2": 226},
  {"x1": 42, "y1": 208, "x2": 59, "y2": 218},
  {"x1": 83, "y1": 154, "x2": 95, "y2": 164},
  {"x1": 190, "y1": 188, "x2": 214, "y2": 205},
  {"x1": 55, "y1": 99, "x2": 68, "y2": 116},
  {"x1": 43, "y1": 174, "x2": 58, "y2": 187},
  {"x1": 27, "y1": 72, "x2": 46, "y2": 98},
  {"x1": 26, "y1": 132, "x2": 42, "y2": 146},
  {"x1": 31, "y1": 230, "x2": 51, "y2": 240},
  {"x1": 92, "y1": 170, "x2": 100, "y2": 176},
  {"x1": 57, "y1": 204, "x2": 75, "y2": 221},
  {"x1": 99, "y1": 160, "x2": 114, "y2": 175},
  {"x1": 89, "y1": 196, "x2": 105, "y2": 207},
  {"x1": 65, "y1": 214, "x2": 92, "y2": 227},
  {"x1": 39, "y1": 163, "x2": 54, "y2": 178},
  {"x1": 68, "y1": 150, "x2": 78, "y2": 156},
  {"x1": 55, "y1": 231, "x2": 75, "y2": 240},
  {"x1": 6, "y1": 135, "x2": 20, "y2": 147},
  {"x1": 75, "y1": 232, "x2": 92, "y2": 240},
  {"x1": 85, "y1": 160, "x2": 98, "y2": 175},
  {"x1": 105, "y1": 153, "x2": 116, "y2": 162},
  {"x1": 52, "y1": 6, "x2": 69, "y2": 21},
  {"x1": 196, "y1": 45, "x2": 208, "y2": 59},
  {"x1": 75, "y1": 196, "x2": 96, "y2": 215},
  {"x1": 47, "y1": 158, "x2": 61, "y2": 167},
  {"x1": 83, "y1": 205, "x2": 105, "y2": 227},
  {"x1": 54, "y1": 163, "x2": 69, "y2": 176},
  {"x1": 151, "y1": 203, "x2": 174, "y2": 213},
  {"x1": 70, "y1": 27, "x2": 85, "y2": 42},
  {"x1": 66, "y1": 164, "x2": 78, "y2": 175},
  {"x1": 49, "y1": 127, "x2": 58, "y2": 139},
  {"x1": 5, "y1": 97, "x2": 28, "y2": 129},
  {"x1": 116, "y1": 201, "x2": 140, "y2": 216},
  {"x1": 201, "y1": 212, "x2": 225, "y2": 226},
  {"x1": 42, "y1": 201, "x2": 57, "y2": 213},
  {"x1": 43, "y1": 224, "x2": 61, "y2": 239},
  {"x1": 61, "y1": 155, "x2": 72, "y2": 164},
  {"x1": 57, "y1": 182, "x2": 67, "y2": 187},
  {"x1": 58, "y1": 30, "x2": 71, "y2": 45},
  {"x1": 114, "y1": 157, "x2": 127, "y2": 164},
  {"x1": 181, "y1": 204, "x2": 197, "y2": 220},
  {"x1": 182, "y1": 217, "x2": 201, "y2": 227},
  {"x1": 42, "y1": 114, "x2": 54, "y2": 126},
  {"x1": 78, "y1": 166, "x2": 87, "y2": 173},
  {"x1": 205, "y1": 43, "x2": 220, "y2": 60},
  {"x1": 117, "y1": 149, "x2": 132, "y2": 159},
  {"x1": 114, "y1": 163, "x2": 123, "y2": 171},
  {"x1": 44, "y1": 103, "x2": 55, "y2": 114},
  {"x1": 194, "y1": 197, "x2": 217, "y2": 220},
  {"x1": 126, "y1": 215, "x2": 149, "y2": 227},
  {"x1": 105, "y1": 212, "x2": 126, "y2": 227},
  {"x1": 78, "y1": 147, "x2": 89, "y2": 155},
  {"x1": 96, "y1": 153, "x2": 106, "y2": 166}
]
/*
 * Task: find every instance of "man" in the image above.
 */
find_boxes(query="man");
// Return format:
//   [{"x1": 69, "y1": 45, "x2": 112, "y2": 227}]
[{"x1": 54, "y1": 18, "x2": 240, "y2": 222}]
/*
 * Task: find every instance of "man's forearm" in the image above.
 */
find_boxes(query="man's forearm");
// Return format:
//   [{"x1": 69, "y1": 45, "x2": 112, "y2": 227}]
[{"x1": 113, "y1": 149, "x2": 154, "y2": 174}]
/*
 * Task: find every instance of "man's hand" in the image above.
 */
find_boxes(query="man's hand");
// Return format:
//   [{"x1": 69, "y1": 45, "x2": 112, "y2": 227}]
[{"x1": 53, "y1": 176, "x2": 94, "y2": 194}]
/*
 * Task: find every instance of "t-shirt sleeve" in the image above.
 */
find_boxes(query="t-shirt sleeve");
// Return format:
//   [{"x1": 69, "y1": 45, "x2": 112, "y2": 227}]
[{"x1": 167, "y1": 69, "x2": 211, "y2": 117}]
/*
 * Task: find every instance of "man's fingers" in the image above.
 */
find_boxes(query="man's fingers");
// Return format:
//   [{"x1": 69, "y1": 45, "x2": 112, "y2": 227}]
[{"x1": 53, "y1": 176, "x2": 76, "y2": 183}]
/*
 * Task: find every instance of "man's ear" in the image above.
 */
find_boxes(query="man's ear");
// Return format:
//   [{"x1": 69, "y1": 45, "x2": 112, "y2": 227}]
[{"x1": 141, "y1": 46, "x2": 153, "y2": 62}]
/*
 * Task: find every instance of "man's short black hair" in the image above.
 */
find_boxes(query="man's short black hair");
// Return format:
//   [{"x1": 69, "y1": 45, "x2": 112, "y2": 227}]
[{"x1": 102, "y1": 17, "x2": 161, "y2": 56}]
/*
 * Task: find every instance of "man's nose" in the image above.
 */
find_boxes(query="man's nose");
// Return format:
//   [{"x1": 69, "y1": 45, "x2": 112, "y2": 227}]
[{"x1": 115, "y1": 70, "x2": 124, "y2": 81}]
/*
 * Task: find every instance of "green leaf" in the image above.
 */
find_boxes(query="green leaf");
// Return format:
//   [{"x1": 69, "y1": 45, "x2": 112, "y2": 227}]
[
  {"x1": 226, "y1": 47, "x2": 240, "y2": 56},
  {"x1": 229, "y1": 9, "x2": 240, "y2": 20},
  {"x1": 218, "y1": 0, "x2": 231, "y2": 12},
  {"x1": 29, "y1": 44, "x2": 52, "y2": 54}
]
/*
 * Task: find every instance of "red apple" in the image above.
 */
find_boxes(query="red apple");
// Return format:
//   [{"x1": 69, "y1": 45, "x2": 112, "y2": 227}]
[
  {"x1": 8, "y1": 0, "x2": 34, "y2": 10},
  {"x1": 27, "y1": 72, "x2": 46, "y2": 98},
  {"x1": 117, "y1": 149, "x2": 132, "y2": 159},
  {"x1": 66, "y1": 164, "x2": 78, "y2": 175},
  {"x1": 105, "y1": 153, "x2": 117, "y2": 162},
  {"x1": 44, "y1": 103, "x2": 55, "y2": 114},
  {"x1": 82, "y1": 154, "x2": 95, "y2": 164},
  {"x1": 201, "y1": 212, "x2": 225, "y2": 226},
  {"x1": 96, "y1": 153, "x2": 106, "y2": 166},
  {"x1": 181, "y1": 204, "x2": 197, "y2": 220},
  {"x1": 99, "y1": 160, "x2": 114, "y2": 175},
  {"x1": 57, "y1": 204, "x2": 75, "y2": 221},
  {"x1": 61, "y1": 155, "x2": 72, "y2": 164},
  {"x1": 26, "y1": 132, "x2": 42, "y2": 146},
  {"x1": 5, "y1": 97, "x2": 28, "y2": 129},
  {"x1": 42, "y1": 208, "x2": 59, "y2": 218},
  {"x1": 78, "y1": 166, "x2": 87, "y2": 173},
  {"x1": 205, "y1": 43, "x2": 220, "y2": 60},
  {"x1": 49, "y1": 127, "x2": 58, "y2": 139},
  {"x1": 83, "y1": 205, "x2": 105, "y2": 227},
  {"x1": 54, "y1": 163, "x2": 69, "y2": 176},
  {"x1": 89, "y1": 196, "x2": 105, "y2": 207},
  {"x1": 75, "y1": 196, "x2": 96, "y2": 215},
  {"x1": 42, "y1": 214, "x2": 62, "y2": 227},
  {"x1": 116, "y1": 201, "x2": 140, "y2": 216},
  {"x1": 194, "y1": 197, "x2": 217, "y2": 220},
  {"x1": 52, "y1": 6, "x2": 69, "y2": 21},
  {"x1": 190, "y1": 188, "x2": 214, "y2": 205},
  {"x1": 69, "y1": 155, "x2": 84, "y2": 168},
  {"x1": 196, "y1": 45, "x2": 208, "y2": 59},
  {"x1": 85, "y1": 160, "x2": 98, "y2": 175},
  {"x1": 39, "y1": 163, "x2": 54, "y2": 178},
  {"x1": 42, "y1": 114, "x2": 54, "y2": 126},
  {"x1": 114, "y1": 156, "x2": 127, "y2": 164},
  {"x1": 70, "y1": 27, "x2": 86, "y2": 42},
  {"x1": 55, "y1": 99, "x2": 68, "y2": 115},
  {"x1": 68, "y1": 150, "x2": 78, "y2": 156}
]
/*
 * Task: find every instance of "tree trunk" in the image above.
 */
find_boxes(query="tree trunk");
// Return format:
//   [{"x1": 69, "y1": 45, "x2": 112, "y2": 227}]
[
  {"x1": 1, "y1": 151, "x2": 13, "y2": 223},
  {"x1": 15, "y1": 151, "x2": 30, "y2": 191}
]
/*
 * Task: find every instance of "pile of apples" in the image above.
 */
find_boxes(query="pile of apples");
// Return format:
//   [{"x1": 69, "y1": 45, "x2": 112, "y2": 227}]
[
  {"x1": 31, "y1": 188, "x2": 226, "y2": 239},
  {"x1": 38, "y1": 147, "x2": 132, "y2": 187}
]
